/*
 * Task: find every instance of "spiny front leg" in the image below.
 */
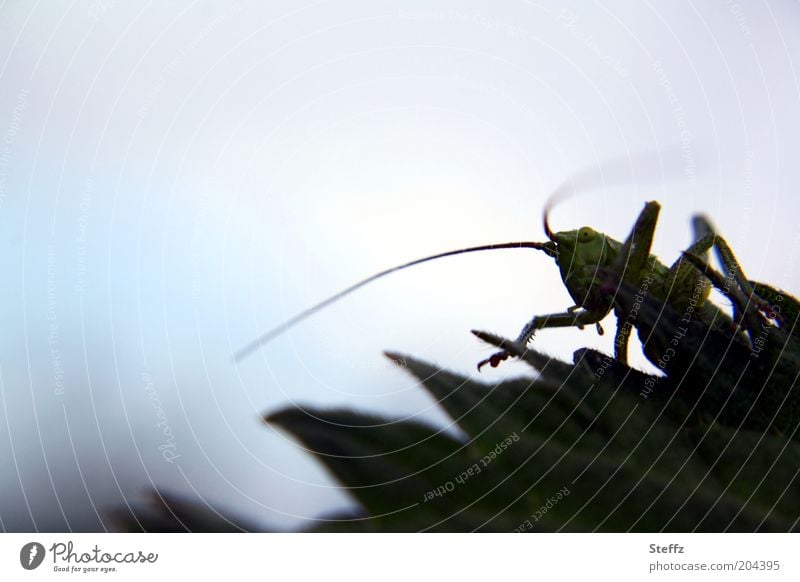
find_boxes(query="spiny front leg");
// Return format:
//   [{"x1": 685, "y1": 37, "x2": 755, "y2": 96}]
[{"x1": 476, "y1": 307, "x2": 608, "y2": 371}]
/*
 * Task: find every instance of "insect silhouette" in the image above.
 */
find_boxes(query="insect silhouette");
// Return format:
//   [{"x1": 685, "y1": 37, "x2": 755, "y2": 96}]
[{"x1": 234, "y1": 189, "x2": 791, "y2": 374}]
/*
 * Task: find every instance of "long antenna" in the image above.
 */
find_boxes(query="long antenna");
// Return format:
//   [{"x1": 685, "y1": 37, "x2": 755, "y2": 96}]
[
  {"x1": 235, "y1": 152, "x2": 679, "y2": 363},
  {"x1": 233, "y1": 241, "x2": 553, "y2": 362}
]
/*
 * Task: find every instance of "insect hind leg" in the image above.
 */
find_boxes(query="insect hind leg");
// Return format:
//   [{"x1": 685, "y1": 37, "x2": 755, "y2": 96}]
[
  {"x1": 680, "y1": 220, "x2": 772, "y2": 342},
  {"x1": 685, "y1": 216, "x2": 760, "y2": 313}
]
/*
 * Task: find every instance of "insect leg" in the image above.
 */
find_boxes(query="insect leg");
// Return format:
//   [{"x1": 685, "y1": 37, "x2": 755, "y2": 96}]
[
  {"x1": 613, "y1": 201, "x2": 661, "y2": 288},
  {"x1": 477, "y1": 307, "x2": 608, "y2": 370},
  {"x1": 750, "y1": 281, "x2": 800, "y2": 335},
  {"x1": 606, "y1": 201, "x2": 661, "y2": 364},
  {"x1": 680, "y1": 251, "x2": 764, "y2": 341},
  {"x1": 613, "y1": 316, "x2": 632, "y2": 365},
  {"x1": 694, "y1": 215, "x2": 755, "y2": 294},
  {"x1": 665, "y1": 231, "x2": 714, "y2": 311},
  {"x1": 711, "y1": 236, "x2": 757, "y2": 303},
  {"x1": 672, "y1": 232, "x2": 764, "y2": 352},
  {"x1": 687, "y1": 217, "x2": 772, "y2": 322},
  {"x1": 681, "y1": 220, "x2": 773, "y2": 342}
]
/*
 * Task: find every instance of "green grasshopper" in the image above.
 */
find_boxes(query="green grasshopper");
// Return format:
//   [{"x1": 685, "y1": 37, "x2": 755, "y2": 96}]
[
  {"x1": 235, "y1": 197, "x2": 791, "y2": 376},
  {"x1": 475, "y1": 199, "x2": 786, "y2": 372}
]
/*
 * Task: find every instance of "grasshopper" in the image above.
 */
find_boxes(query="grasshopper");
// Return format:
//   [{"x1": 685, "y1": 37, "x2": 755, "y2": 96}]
[
  {"x1": 235, "y1": 196, "x2": 791, "y2": 375},
  {"x1": 475, "y1": 199, "x2": 785, "y2": 372}
]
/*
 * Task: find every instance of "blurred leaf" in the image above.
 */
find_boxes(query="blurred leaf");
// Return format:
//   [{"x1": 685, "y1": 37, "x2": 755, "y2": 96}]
[
  {"x1": 254, "y1": 348, "x2": 798, "y2": 532},
  {"x1": 111, "y1": 490, "x2": 261, "y2": 532},
  {"x1": 112, "y1": 283, "x2": 800, "y2": 531}
]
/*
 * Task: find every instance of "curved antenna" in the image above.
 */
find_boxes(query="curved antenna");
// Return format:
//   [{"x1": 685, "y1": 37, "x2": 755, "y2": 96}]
[
  {"x1": 234, "y1": 241, "x2": 553, "y2": 362},
  {"x1": 542, "y1": 150, "x2": 691, "y2": 239},
  {"x1": 543, "y1": 174, "x2": 580, "y2": 241},
  {"x1": 543, "y1": 198, "x2": 557, "y2": 241}
]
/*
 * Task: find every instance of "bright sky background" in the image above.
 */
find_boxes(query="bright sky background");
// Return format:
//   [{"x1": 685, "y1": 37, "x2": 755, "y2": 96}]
[{"x1": 2, "y1": 0, "x2": 800, "y2": 531}]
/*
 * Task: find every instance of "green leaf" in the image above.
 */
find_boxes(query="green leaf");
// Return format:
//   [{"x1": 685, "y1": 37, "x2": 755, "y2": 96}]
[{"x1": 265, "y1": 407, "x2": 511, "y2": 531}]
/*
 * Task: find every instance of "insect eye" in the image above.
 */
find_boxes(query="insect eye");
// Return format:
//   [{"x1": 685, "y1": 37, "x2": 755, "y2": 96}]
[{"x1": 578, "y1": 227, "x2": 595, "y2": 242}]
